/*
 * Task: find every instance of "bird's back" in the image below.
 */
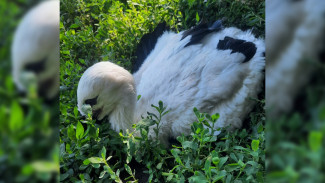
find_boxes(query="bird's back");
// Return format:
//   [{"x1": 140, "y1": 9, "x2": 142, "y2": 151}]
[{"x1": 133, "y1": 23, "x2": 265, "y2": 140}]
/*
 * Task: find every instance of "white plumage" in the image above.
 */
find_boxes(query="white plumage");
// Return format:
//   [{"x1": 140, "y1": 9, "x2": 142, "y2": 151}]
[
  {"x1": 11, "y1": 0, "x2": 59, "y2": 99},
  {"x1": 78, "y1": 22, "x2": 265, "y2": 146}
]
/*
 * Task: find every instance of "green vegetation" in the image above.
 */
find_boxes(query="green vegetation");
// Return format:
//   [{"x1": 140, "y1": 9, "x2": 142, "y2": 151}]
[{"x1": 60, "y1": 0, "x2": 265, "y2": 182}]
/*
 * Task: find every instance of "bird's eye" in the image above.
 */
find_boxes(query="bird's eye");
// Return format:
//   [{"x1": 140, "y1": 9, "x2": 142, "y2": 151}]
[
  {"x1": 24, "y1": 58, "x2": 47, "y2": 74},
  {"x1": 85, "y1": 96, "x2": 98, "y2": 106}
]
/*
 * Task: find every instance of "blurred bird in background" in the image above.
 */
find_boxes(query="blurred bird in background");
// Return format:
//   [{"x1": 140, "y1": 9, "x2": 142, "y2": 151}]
[
  {"x1": 11, "y1": 0, "x2": 59, "y2": 100},
  {"x1": 266, "y1": 0, "x2": 325, "y2": 182},
  {"x1": 266, "y1": 0, "x2": 325, "y2": 115}
]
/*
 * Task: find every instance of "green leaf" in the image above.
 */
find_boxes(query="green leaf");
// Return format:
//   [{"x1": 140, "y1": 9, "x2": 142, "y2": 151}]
[
  {"x1": 196, "y1": 12, "x2": 200, "y2": 22},
  {"x1": 193, "y1": 108, "x2": 200, "y2": 118},
  {"x1": 211, "y1": 113, "x2": 220, "y2": 122},
  {"x1": 9, "y1": 101, "x2": 24, "y2": 131},
  {"x1": 147, "y1": 112, "x2": 158, "y2": 121},
  {"x1": 79, "y1": 174, "x2": 85, "y2": 181},
  {"x1": 22, "y1": 164, "x2": 34, "y2": 175},
  {"x1": 73, "y1": 107, "x2": 78, "y2": 118},
  {"x1": 226, "y1": 174, "x2": 233, "y2": 183},
  {"x1": 79, "y1": 58, "x2": 85, "y2": 65},
  {"x1": 212, "y1": 157, "x2": 220, "y2": 166},
  {"x1": 156, "y1": 162, "x2": 163, "y2": 169},
  {"x1": 70, "y1": 23, "x2": 80, "y2": 28},
  {"x1": 308, "y1": 131, "x2": 323, "y2": 151},
  {"x1": 5, "y1": 76, "x2": 14, "y2": 93},
  {"x1": 218, "y1": 157, "x2": 228, "y2": 169},
  {"x1": 158, "y1": 100, "x2": 164, "y2": 110},
  {"x1": 30, "y1": 161, "x2": 59, "y2": 172},
  {"x1": 101, "y1": 146, "x2": 106, "y2": 159},
  {"x1": 87, "y1": 157, "x2": 104, "y2": 164},
  {"x1": 91, "y1": 163, "x2": 101, "y2": 168},
  {"x1": 125, "y1": 164, "x2": 133, "y2": 175},
  {"x1": 83, "y1": 159, "x2": 90, "y2": 165},
  {"x1": 60, "y1": 173, "x2": 69, "y2": 181},
  {"x1": 188, "y1": 0, "x2": 195, "y2": 7},
  {"x1": 257, "y1": 171, "x2": 264, "y2": 183},
  {"x1": 257, "y1": 123, "x2": 264, "y2": 133},
  {"x1": 251, "y1": 140, "x2": 259, "y2": 152},
  {"x1": 76, "y1": 122, "x2": 84, "y2": 140},
  {"x1": 171, "y1": 149, "x2": 181, "y2": 159},
  {"x1": 182, "y1": 141, "x2": 198, "y2": 150},
  {"x1": 189, "y1": 171, "x2": 208, "y2": 183},
  {"x1": 104, "y1": 165, "x2": 118, "y2": 180},
  {"x1": 230, "y1": 153, "x2": 238, "y2": 162},
  {"x1": 67, "y1": 124, "x2": 76, "y2": 141},
  {"x1": 213, "y1": 170, "x2": 227, "y2": 181},
  {"x1": 162, "y1": 172, "x2": 174, "y2": 176},
  {"x1": 89, "y1": 126, "x2": 98, "y2": 138},
  {"x1": 225, "y1": 164, "x2": 240, "y2": 172},
  {"x1": 238, "y1": 160, "x2": 245, "y2": 167},
  {"x1": 79, "y1": 165, "x2": 88, "y2": 170},
  {"x1": 167, "y1": 174, "x2": 173, "y2": 181},
  {"x1": 99, "y1": 170, "x2": 106, "y2": 178},
  {"x1": 204, "y1": 157, "x2": 211, "y2": 178},
  {"x1": 62, "y1": 50, "x2": 70, "y2": 55}
]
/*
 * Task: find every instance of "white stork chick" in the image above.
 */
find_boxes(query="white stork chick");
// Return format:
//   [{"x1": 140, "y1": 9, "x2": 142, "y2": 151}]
[
  {"x1": 77, "y1": 21, "x2": 265, "y2": 146},
  {"x1": 11, "y1": 0, "x2": 59, "y2": 99}
]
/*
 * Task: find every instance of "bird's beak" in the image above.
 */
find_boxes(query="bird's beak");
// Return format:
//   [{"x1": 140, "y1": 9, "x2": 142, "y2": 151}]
[
  {"x1": 92, "y1": 108, "x2": 102, "y2": 120},
  {"x1": 19, "y1": 71, "x2": 38, "y2": 98},
  {"x1": 81, "y1": 104, "x2": 92, "y2": 117},
  {"x1": 80, "y1": 104, "x2": 104, "y2": 122}
]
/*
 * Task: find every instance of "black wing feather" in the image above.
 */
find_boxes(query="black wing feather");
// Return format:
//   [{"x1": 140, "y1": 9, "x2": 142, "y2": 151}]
[
  {"x1": 132, "y1": 22, "x2": 169, "y2": 73},
  {"x1": 181, "y1": 20, "x2": 223, "y2": 48},
  {"x1": 217, "y1": 36, "x2": 257, "y2": 63}
]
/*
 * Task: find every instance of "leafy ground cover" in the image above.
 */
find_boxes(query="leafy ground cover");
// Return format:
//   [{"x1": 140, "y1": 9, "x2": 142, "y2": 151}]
[{"x1": 59, "y1": 0, "x2": 265, "y2": 182}]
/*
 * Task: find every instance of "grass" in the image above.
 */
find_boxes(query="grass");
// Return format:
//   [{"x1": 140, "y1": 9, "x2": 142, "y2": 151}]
[{"x1": 60, "y1": 0, "x2": 265, "y2": 182}]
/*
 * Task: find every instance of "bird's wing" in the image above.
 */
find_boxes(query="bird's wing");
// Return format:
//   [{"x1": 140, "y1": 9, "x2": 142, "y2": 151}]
[{"x1": 132, "y1": 22, "x2": 169, "y2": 73}]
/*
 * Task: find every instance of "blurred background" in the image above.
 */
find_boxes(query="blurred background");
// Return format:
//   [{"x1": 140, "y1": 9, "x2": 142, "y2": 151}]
[
  {"x1": 266, "y1": 0, "x2": 325, "y2": 182},
  {"x1": 0, "y1": 0, "x2": 59, "y2": 182}
]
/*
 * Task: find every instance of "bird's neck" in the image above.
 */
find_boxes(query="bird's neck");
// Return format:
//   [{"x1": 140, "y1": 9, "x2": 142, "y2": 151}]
[{"x1": 108, "y1": 92, "x2": 137, "y2": 133}]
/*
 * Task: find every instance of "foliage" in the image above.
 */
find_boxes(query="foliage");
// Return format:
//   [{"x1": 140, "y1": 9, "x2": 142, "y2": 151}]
[
  {"x1": 60, "y1": 0, "x2": 265, "y2": 182},
  {"x1": 60, "y1": 100, "x2": 265, "y2": 182},
  {"x1": 178, "y1": 0, "x2": 265, "y2": 37}
]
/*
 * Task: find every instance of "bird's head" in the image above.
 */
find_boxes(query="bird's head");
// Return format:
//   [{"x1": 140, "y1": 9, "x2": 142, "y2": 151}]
[{"x1": 77, "y1": 61, "x2": 136, "y2": 132}]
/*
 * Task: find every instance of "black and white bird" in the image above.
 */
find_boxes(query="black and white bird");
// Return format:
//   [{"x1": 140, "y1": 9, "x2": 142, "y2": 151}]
[{"x1": 77, "y1": 20, "x2": 265, "y2": 146}]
